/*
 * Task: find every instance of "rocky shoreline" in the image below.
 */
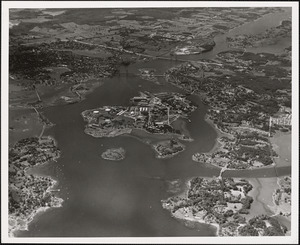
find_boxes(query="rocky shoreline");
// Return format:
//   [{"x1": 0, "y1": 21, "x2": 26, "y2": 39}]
[
  {"x1": 8, "y1": 136, "x2": 63, "y2": 237},
  {"x1": 192, "y1": 116, "x2": 282, "y2": 171},
  {"x1": 9, "y1": 179, "x2": 63, "y2": 237},
  {"x1": 101, "y1": 147, "x2": 126, "y2": 161},
  {"x1": 152, "y1": 139, "x2": 186, "y2": 159},
  {"x1": 162, "y1": 176, "x2": 289, "y2": 236}
]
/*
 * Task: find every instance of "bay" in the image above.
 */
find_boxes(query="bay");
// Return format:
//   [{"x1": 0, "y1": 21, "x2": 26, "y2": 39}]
[{"x1": 17, "y1": 8, "x2": 291, "y2": 237}]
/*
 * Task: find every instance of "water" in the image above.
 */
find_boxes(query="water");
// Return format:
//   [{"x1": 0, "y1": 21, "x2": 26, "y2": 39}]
[
  {"x1": 186, "y1": 7, "x2": 291, "y2": 60},
  {"x1": 18, "y1": 64, "x2": 219, "y2": 237},
  {"x1": 17, "y1": 8, "x2": 291, "y2": 237}
]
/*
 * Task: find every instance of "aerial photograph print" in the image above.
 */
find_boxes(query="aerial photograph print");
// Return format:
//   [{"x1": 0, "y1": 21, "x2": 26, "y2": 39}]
[{"x1": 1, "y1": 1, "x2": 299, "y2": 244}]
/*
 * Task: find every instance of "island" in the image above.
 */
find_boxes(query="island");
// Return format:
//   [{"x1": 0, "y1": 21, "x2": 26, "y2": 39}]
[
  {"x1": 101, "y1": 147, "x2": 126, "y2": 161},
  {"x1": 81, "y1": 91, "x2": 196, "y2": 158},
  {"x1": 138, "y1": 68, "x2": 160, "y2": 84},
  {"x1": 81, "y1": 91, "x2": 197, "y2": 138},
  {"x1": 152, "y1": 139, "x2": 185, "y2": 159},
  {"x1": 81, "y1": 91, "x2": 197, "y2": 158}
]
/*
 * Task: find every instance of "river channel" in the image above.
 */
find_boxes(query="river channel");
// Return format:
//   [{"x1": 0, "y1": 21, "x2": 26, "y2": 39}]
[{"x1": 17, "y1": 8, "x2": 291, "y2": 237}]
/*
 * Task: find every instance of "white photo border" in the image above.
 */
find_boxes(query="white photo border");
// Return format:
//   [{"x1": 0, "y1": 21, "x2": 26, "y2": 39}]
[{"x1": 1, "y1": 1, "x2": 299, "y2": 244}]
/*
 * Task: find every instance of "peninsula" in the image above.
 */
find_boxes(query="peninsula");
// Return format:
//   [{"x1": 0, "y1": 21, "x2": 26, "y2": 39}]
[
  {"x1": 9, "y1": 136, "x2": 62, "y2": 236},
  {"x1": 162, "y1": 177, "x2": 288, "y2": 236}
]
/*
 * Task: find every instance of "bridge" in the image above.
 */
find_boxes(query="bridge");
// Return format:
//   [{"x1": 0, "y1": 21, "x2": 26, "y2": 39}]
[{"x1": 74, "y1": 39, "x2": 223, "y2": 66}]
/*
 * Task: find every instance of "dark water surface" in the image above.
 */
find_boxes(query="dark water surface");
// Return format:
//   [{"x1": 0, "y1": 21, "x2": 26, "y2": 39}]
[
  {"x1": 17, "y1": 9, "x2": 291, "y2": 237},
  {"x1": 18, "y1": 62, "x2": 220, "y2": 237}
]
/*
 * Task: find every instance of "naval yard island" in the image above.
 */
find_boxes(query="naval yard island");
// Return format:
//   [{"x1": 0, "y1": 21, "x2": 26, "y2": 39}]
[
  {"x1": 6, "y1": 5, "x2": 296, "y2": 240},
  {"x1": 81, "y1": 91, "x2": 196, "y2": 158}
]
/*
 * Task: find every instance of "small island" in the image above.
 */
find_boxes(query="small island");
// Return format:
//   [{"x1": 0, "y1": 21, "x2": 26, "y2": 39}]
[
  {"x1": 152, "y1": 139, "x2": 185, "y2": 159},
  {"x1": 101, "y1": 147, "x2": 126, "y2": 161},
  {"x1": 138, "y1": 68, "x2": 159, "y2": 84}
]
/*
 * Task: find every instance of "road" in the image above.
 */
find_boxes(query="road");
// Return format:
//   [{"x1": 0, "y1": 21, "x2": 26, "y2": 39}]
[
  {"x1": 74, "y1": 39, "x2": 223, "y2": 66},
  {"x1": 21, "y1": 39, "x2": 223, "y2": 66}
]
